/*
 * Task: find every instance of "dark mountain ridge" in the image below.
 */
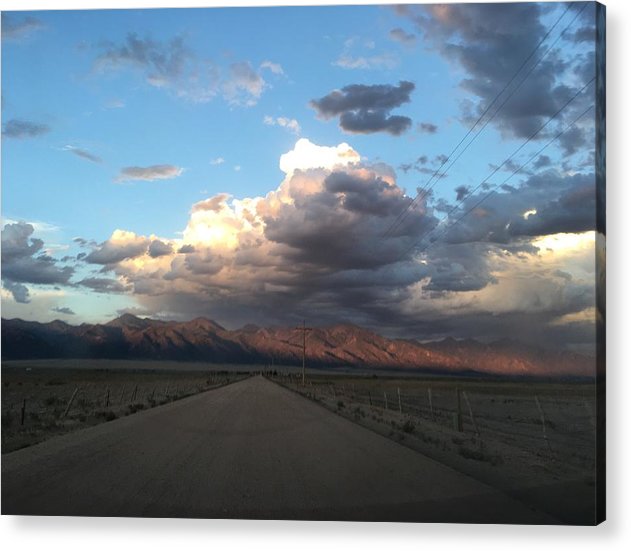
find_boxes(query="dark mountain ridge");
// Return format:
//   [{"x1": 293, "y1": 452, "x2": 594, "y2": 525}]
[{"x1": 1, "y1": 315, "x2": 594, "y2": 377}]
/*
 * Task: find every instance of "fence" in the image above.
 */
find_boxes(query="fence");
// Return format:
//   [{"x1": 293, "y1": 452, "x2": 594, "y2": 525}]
[{"x1": 273, "y1": 373, "x2": 596, "y2": 468}]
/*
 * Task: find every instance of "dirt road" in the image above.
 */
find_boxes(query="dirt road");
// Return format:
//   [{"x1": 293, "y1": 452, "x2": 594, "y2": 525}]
[{"x1": 2, "y1": 376, "x2": 557, "y2": 522}]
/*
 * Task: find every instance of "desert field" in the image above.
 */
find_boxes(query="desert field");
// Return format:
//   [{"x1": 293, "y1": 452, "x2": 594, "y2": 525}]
[
  {"x1": 1, "y1": 360, "x2": 252, "y2": 453},
  {"x1": 273, "y1": 371, "x2": 600, "y2": 524}
]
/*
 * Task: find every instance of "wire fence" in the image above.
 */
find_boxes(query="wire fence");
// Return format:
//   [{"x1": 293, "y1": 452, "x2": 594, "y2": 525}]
[{"x1": 273, "y1": 373, "x2": 597, "y2": 468}]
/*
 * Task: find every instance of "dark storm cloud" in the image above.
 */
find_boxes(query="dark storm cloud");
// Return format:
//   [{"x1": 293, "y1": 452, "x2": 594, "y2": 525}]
[
  {"x1": 417, "y1": 122, "x2": 438, "y2": 134},
  {"x1": 1, "y1": 222, "x2": 74, "y2": 302},
  {"x1": 395, "y1": 3, "x2": 596, "y2": 146},
  {"x1": 508, "y1": 183, "x2": 595, "y2": 237},
  {"x1": 421, "y1": 243, "x2": 496, "y2": 293},
  {"x1": 1, "y1": 15, "x2": 44, "y2": 41},
  {"x1": 177, "y1": 244, "x2": 196, "y2": 254},
  {"x1": 52, "y1": 306, "x2": 76, "y2": 316},
  {"x1": 454, "y1": 185, "x2": 469, "y2": 201},
  {"x1": 558, "y1": 125, "x2": 587, "y2": 156},
  {"x1": 3, "y1": 280, "x2": 30, "y2": 304},
  {"x1": 533, "y1": 154, "x2": 552, "y2": 169},
  {"x1": 85, "y1": 236, "x2": 150, "y2": 265},
  {"x1": 78, "y1": 277, "x2": 127, "y2": 294},
  {"x1": 148, "y1": 239, "x2": 173, "y2": 258},
  {"x1": 2, "y1": 119, "x2": 50, "y2": 139},
  {"x1": 438, "y1": 170, "x2": 596, "y2": 245},
  {"x1": 97, "y1": 152, "x2": 595, "y2": 353},
  {"x1": 310, "y1": 81, "x2": 414, "y2": 135},
  {"x1": 570, "y1": 26, "x2": 595, "y2": 44}
]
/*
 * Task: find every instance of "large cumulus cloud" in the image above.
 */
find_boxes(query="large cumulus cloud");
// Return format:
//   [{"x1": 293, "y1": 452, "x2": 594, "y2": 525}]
[{"x1": 79, "y1": 139, "x2": 597, "y2": 352}]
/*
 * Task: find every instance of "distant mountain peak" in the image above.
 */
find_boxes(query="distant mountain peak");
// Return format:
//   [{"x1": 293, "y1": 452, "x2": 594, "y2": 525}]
[{"x1": 106, "y1": 314, "x2": 158, "y2": 330}]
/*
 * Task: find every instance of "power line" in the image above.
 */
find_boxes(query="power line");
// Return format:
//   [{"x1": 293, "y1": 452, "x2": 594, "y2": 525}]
[
  {"x1": 383, "y1": 2, "x2": 584, "y2": 239},
  {"x1": 405, "y1": 102, "x2": 595, "y2": 258},
  {"x1": 412, "y1": 75, "x2": 595, "y2": 247}
]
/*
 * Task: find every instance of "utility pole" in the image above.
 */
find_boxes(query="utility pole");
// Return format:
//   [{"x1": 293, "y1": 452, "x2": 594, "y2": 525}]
[{"x1": 295, "y1": 319, "x2": 312, "y2": 386}]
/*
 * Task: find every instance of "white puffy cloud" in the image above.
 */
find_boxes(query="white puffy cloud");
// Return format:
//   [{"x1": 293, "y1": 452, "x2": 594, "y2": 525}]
[{"x1": 278, "y1": 138, "x2": 360, "y2": 175}]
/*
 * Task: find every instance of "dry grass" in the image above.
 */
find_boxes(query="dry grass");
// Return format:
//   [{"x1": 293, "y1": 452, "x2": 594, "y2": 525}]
[{"x1": 2, "y1": 361, "x2": 251, "y2": 453}]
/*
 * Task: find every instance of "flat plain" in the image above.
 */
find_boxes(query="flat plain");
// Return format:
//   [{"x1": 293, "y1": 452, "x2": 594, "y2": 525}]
[{"x1": 1, "y1": 362, "x2": 598, "y2": 523}]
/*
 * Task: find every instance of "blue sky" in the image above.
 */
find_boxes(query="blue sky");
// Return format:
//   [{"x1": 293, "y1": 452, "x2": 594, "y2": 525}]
[{"x1": 1, "y1": 3, "x2": 601, "y2": 352}]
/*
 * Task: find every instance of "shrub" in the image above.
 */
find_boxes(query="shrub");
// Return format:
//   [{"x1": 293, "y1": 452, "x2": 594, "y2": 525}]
[
  {"x1": 401, "y1": 419, "x2": 415, "y2": 434},
  {"x1": 458, "y1": 446, "x2": 503, "y2": 466},
  {"x1": 44, "y1": 396, "x2": 61, "y2": 407}
]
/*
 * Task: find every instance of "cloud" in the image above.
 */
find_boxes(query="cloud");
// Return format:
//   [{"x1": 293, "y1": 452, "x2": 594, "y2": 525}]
[
  {"x1": 263, "y1": 115, "x2": 301, "y2": 135},
  {"x1": 52, "y1": 306, "x2": 76, "y2": 316},
  {"x1": 210, "y1": 157, "x2": 225, "y2": 165},
  {"x1": 333, "y1": 52, "x2": 398, "y2": 70},
  {"x1": 93, "y1": 34, "x2": 272, "y2": 106},
  {"x1": 260, "y1": 60, "x2": 284, "y2": 75},
  {"x1": 63, "y1": 145, "x2": 102, "y2": 163},
  {"x1": 1, "y1": 222, "x2": 74, "y2": 303},
  {"x1": 115, "y1": 164, "x2": 183, "y2": 182},
  {"x1": 389, "y1": 28, "x2": 416, "y2": 46},
  {"x1": 94, "y1": 33, "x2": 191, "y2": 89},
  {"x1": 395, "y1": 3, "x2": 596, "y2": 144},
  {"x1": 417, "y1": 122, "x2": 438, "y2": 134},
  {"x1": 78, "y1": 277, "x2": 128, "y2": 294},
  {"x1": 3, "y1": 280, "x2": 30, "y2": 303},
  {"x1": 148, "y1": 239, "x2": 173, "y2": 258},
  {"x1": 310, "y1": 81, "x2": 414, "y2": 135},
  {"x1": 533, "y1": 154, "x2": 552, "y2": 169},
  {"x1": 437, "y1": 170, "x2": 596, "y2": 245},
  {"x1": 104, "y1": 98, "x2": 125, "y2": 109},
  {"x1": 1, "y1": 15, "x2": 44, "y2": 41},
  {"x1": 333, "y1": 36, "x2": 398, "y2": 70},
  {"x1": 2, "y1": 119, "x2": 50, "y2": 139},
  {"x1": 278, "y1": 138, "x2": 360, "y2": 175},
  {"x1": 222, "y1": 61, "x2": 265, "y2": 106},
  {"x1": 85, "y1": 230, "x2": 151, "y2": 264},
  {"x1": 41, "y1": 139, "x2": 596, "y2": 352}
]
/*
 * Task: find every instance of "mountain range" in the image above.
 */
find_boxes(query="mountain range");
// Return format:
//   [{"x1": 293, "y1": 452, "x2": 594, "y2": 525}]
[{"x1": 1, "y1": 314, "x2": 594, "y2": 378}]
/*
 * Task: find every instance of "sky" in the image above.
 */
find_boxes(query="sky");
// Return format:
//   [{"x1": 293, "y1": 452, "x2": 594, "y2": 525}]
[{"x1": 1, "y1": 2, "x2": 602, "y2": 353}]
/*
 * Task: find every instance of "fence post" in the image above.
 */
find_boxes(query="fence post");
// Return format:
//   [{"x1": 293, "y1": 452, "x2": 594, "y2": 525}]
[
  {"x1": 384, "y1": 391, "x2": 388, "y2": 410},
  {"x1": 456, "y1": 387, "x2": 463, "y2": 432},
  {"x1": 63, "y1": 387, "x2": 79, "y2": 418},
  {"x1": 368, "y1": 391, "x2": 372, "y2": 406},
  {"x1": 20, "y1": 398, "x2": 26, "y2": 426},
  {"x1": 462, "y1": 390, "x2": 480, "y2": 438},
  {"x1": 428, "y1": 387, "x2": 435, "y2": 422},
  {"x1": 397, "y1": 387, "x2": 402, "y2": 414},
  {"x1": 535, "y1": 395, "x2": 552, "y2": 451},
  {"x1": 105, "y1": 387, "x2": 110, "y2": 408}
]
